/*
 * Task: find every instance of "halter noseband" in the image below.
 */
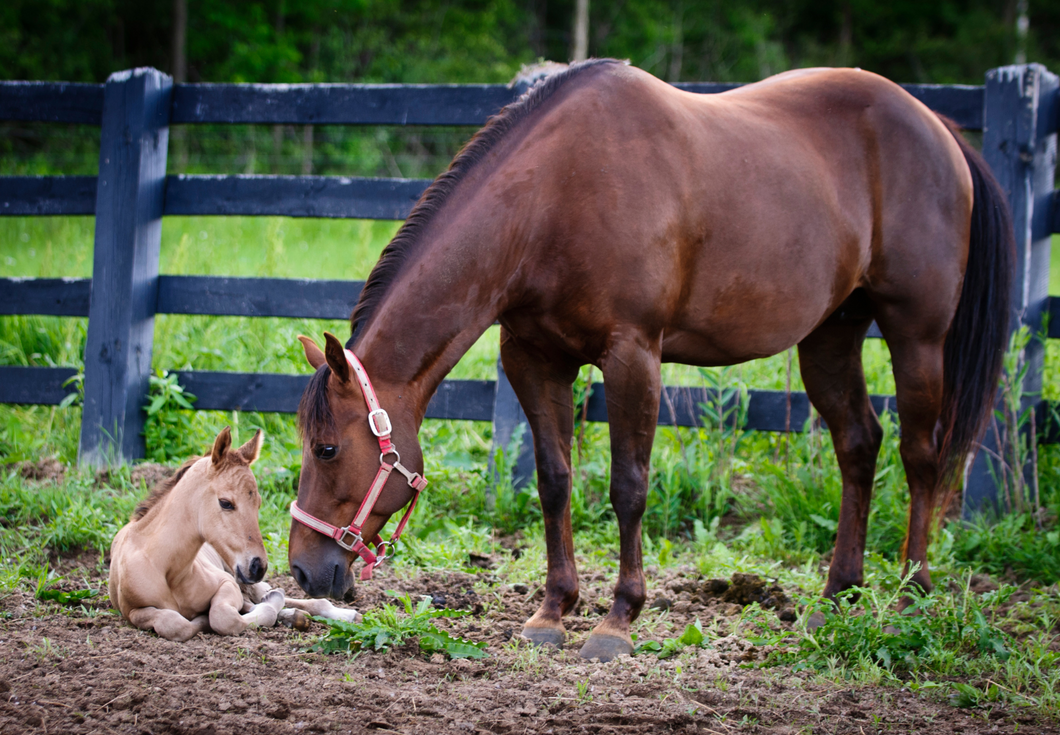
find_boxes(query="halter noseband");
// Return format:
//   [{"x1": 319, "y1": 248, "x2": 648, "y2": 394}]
[{"x1": 290, "y1": 348, "x2": 428, "y2": 581}]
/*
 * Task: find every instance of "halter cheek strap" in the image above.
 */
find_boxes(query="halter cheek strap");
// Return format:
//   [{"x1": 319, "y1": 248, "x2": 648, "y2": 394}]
[{"x1": 290, "y1": 348, "x2": 428, "y2": 581}]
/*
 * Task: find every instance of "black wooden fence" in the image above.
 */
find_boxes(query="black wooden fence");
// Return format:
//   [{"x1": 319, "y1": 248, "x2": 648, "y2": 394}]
[{"x1": 2, "y1": 65, "x2": 1058, "y2": 518}]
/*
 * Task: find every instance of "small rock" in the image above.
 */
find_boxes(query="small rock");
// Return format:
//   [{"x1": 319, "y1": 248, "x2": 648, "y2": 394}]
[
  {"x1": 430, "y1": 653, "x2": 445, "y2": 664},
  {"x1": 650, "y1": 596, "x2": 672, "y2": 611},
  {"x1": 511, "y1": 583, "x2": 529, "y2": 595},
  {"x1": 218, "y1": 701, "x2": 231, "y2": 711},
  {"x1": 431, "y1": 592, "x2": 447, "y2": 608},
  {"x1": 673, "y1": 600, "x2": 693, "y2": 614}
]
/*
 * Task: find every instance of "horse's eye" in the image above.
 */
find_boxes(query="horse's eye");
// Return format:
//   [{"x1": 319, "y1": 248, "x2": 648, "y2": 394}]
[
  {"x1": 315, "y1": 444, "x2": 338, "y2": 461},
  {"x1": 219, "y1": 499, "x2": 235, "y2": 511}
]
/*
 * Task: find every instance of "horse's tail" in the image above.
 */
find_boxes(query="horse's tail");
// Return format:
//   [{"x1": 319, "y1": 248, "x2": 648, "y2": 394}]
[{"x1": 936, "y1": 117, "x2": 1015, "y2": 510}]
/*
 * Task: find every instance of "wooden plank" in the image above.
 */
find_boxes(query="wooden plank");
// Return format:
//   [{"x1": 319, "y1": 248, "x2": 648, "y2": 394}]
[
  {"x1": 964, "y1": 64, "x2": 1058, "y2": 518},
  {"x1": 171, "y1": 370, "x2": 494, "y2": 418},
  {"x1": 489, "y1": 358, "x2": 536, "y2": 490},
  {"x1": 583, "y1": 383, "x2": 895, "y2": 430},
  {"x1": 1050, "y1": 296, "x2": 1060, "y2": 339},
  {"x1": 156, "y1": 275, "x2": 362, "y2": 319},
  {"x1": 0, "y1": 81, "x2": 104, "y2": 124},
  {"x1": 901, "y1": 84, "x2": 984, "y2": 130},
  {"x1": 0, "y1": 277, "x2": 91, "y2": 317},
  {"x1": 170, "y1": 83, "x2": 518, "y2": 125},
  {"x1": 0, "y1": 366, "x2": 78, "y2": 405},
  {"x1": 163, "y1": 174, "x2": 429, "y2": 219},
  {"x1": 80, "y1": 68, "x2": 172, "y2": 466},
  {"x1": 0, "y1": 176, "x2": 97, "y2": 216}
]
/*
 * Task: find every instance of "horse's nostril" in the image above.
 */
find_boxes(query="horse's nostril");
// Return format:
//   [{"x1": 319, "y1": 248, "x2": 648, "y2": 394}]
[
  {"x1": 249, "y1": 557, "x2": 266, "y2": 582},
  {"x1": 291, "y1": 563, "x2": 309, "y2": 591}
]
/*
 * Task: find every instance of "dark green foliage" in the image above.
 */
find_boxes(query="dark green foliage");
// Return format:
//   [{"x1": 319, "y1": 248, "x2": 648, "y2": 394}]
[
  {"x1": 954, "y1": 512, "x2": 1060, "y2": 585},
  {"x1": 142, "y1": 370, "x2": 200, "y2": 463},
  {"x1": 313, "y1": 590, "x2": 487, "y2": 659}
]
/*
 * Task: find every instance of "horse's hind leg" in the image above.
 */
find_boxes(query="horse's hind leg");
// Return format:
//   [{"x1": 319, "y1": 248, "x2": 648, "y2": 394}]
[
  {"x1": 128, "y1": 607, "x2": 210, "y2": 642},
  {"x1": 500, "y1": 329, "x2": 581, "y2": 648},
  {"x1": 580, "y1": 331, "x2": 661, "y2": 661},
  {"x1": 873, "y1": 320, "x2": 947, "y2": 596},
  {"x1": 797, "y1": 317, "x2": 883, "y2": 602}
]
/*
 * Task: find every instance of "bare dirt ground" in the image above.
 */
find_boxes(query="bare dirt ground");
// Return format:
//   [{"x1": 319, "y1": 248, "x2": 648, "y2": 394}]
[{"x1": 1, "y1": 554, "x2": 1056, "y2": 735}]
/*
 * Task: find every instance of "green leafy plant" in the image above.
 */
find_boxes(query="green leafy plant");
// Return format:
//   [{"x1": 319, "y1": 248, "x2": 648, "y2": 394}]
[
  {"x1": 634, "y1": 619, "x2": 709, "y2": 659},
  {"x1": 313, "y1": 590, "x2": 487, "y2": 660},
  {"x1": 142, "y1": 369, "x2": 199, "y2": 463}
]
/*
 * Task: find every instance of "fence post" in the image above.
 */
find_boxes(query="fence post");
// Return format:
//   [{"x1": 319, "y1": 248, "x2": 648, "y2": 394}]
[
  {"x1": 964, "y1": 64, "x2": 1058, "y2": 517},
  {"x1": 79, "y1": 68, "x2": 172, "y2": 466},
  {"x1": 489, "y1": 356, "x2": 536, "y2": 497}
]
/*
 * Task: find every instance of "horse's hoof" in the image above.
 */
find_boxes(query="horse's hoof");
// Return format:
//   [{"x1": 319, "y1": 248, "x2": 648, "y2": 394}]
[
  {"x1": 520, "y1": 626, "x2": 565, "y2": 648},
  {"x1": 578, "y1": 634, "x2": 632, "y2": 662},
  {"x1": 805, "y1": 611, "x2": 827, "y2": 631}
]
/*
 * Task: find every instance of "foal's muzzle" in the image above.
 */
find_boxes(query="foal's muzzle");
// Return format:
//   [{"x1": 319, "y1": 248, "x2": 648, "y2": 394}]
[{"x1": 237, "y1": 557, "x2": 267, "y2": 585}]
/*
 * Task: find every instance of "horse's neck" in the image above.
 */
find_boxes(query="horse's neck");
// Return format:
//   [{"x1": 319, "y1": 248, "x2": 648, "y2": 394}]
[
  {"x1": 356, "y1": 218, "x2": 511, "y2": 417},
  {"x1": 137, "y1": 471, "x2": 207, "y2": 578}
]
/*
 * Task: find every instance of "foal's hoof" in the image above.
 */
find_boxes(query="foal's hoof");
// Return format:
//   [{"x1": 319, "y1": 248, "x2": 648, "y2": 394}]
[
  {"x1": 278, "y1": 609, "x2": 311, "y2": 632},
  {"x1": 520, "y1": 626, "x2": 565, "y2": 648},
  {"x1": 578, "y1": 634, "x2": 632, "y2": 662}
]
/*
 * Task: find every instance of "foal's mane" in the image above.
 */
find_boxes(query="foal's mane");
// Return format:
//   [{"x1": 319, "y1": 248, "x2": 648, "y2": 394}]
[
  {"x1": 298, "y1": 58, "x2": 622, "y2": 444},
  {"x1": 132, "y1": 457, "x2": 198, "y2": 521}
]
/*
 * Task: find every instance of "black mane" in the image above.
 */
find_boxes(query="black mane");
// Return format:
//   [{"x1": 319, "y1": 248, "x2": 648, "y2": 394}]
[{"x1": 346, "y1": 57, "x2": 623, "y2": 347}]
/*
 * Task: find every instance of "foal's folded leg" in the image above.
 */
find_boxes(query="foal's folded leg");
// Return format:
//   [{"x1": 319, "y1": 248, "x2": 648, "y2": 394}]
[
  {"x1": 128, "y1": 607, "x2": 210, "y2": 642},
  {"x1": 210, "y1": 580, "x2": 284, "y2": 635}
]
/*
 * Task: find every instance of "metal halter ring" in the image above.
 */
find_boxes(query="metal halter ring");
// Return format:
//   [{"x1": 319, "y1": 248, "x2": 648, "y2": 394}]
[{"x1": 381, "y1": 448, "x2": 400, "y2": 465}]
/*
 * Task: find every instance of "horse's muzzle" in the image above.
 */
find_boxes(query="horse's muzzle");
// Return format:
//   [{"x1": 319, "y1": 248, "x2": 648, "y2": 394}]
[{"x1": 290, "y1": 558, "x2": 352, "y2": 600}]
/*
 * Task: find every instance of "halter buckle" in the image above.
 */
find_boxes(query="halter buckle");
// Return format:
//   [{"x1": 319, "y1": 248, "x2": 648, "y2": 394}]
[
  {"x1": 368, "y1": 408, "x2": 392, "y2": 437},
  {"x1": 335, "y1": 527, "x2": 363, "y2": 551}
]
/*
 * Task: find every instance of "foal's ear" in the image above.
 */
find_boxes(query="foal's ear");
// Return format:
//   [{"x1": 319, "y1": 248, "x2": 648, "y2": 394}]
[
  {"x1": 236, "y1": 429, "x2": 264, "y2": 465},
  {"x1": 323, "y1": 331, "x2": 351, "y2": 384},
  {"x1": 211, "y1": 426, "x2": 233, "y2": 467},
  {"x1": 298, "y1": 335, "x2": 326, "y2": 370}
]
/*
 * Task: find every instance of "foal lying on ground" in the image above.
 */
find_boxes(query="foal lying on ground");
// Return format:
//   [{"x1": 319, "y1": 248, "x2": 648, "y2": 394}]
[{"x1": 109, "y1": 427, "x2": 360, "y2": 641}]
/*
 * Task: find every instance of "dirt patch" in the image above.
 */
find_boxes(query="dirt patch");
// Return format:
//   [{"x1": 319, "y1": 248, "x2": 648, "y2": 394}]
[
  {"x1": 6, "y1": 458, "x2": 65, "y2": 484},
  {"x1": 1, "y1": 560, "x2": 1056, "y2": 735}
]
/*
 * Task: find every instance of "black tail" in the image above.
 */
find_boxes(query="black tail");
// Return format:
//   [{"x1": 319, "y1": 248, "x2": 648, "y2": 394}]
[{"x1": 937, "y1": 118, "x2": 1015, "y2": 500}]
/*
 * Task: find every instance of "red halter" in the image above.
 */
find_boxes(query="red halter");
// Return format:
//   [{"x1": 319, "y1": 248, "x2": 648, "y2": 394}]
[{"x1": 290, "y1": 348, "x2": 428, "y2": 581}]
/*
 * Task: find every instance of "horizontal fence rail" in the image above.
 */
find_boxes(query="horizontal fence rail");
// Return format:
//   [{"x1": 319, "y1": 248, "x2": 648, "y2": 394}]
[
  {"x1": 0, "y1": 65, "x2": 1057, "y2": 521},
  {"x1": 0, "y1": 80, "x2": 988, "y2": 129}
]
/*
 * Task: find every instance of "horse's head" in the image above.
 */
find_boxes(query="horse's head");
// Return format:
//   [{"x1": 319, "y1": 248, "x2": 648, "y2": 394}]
[
  {"x1": 199, "y1": 426, "x2": 268, "y2": 585},
  {"x1": 288, "y1": 332, "x2": 424, "y2": 600}
]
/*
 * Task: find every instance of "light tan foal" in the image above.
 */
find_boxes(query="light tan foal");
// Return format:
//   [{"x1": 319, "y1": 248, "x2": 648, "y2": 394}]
[{"x1": 109, "y1": 427, "x2": 360, "y2": 641}]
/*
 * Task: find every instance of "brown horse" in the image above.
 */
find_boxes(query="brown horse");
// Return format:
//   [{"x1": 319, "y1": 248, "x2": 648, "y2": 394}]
[{"x1": 289, "y1": 59, "x2": 1013, "y2": 661}]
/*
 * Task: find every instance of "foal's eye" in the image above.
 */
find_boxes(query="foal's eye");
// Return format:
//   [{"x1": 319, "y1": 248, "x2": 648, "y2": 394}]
[
  {"x1": 219, "y1": 499, "x2": 235, "y2": 511},
  {"x1": 315, "y1": 444, "x2": 338, "y2": 461}
]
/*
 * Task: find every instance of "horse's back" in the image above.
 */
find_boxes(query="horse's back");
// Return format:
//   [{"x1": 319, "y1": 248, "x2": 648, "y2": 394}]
[{"x1": 500, "y1": 63, "x2": 971, "y2": 364}]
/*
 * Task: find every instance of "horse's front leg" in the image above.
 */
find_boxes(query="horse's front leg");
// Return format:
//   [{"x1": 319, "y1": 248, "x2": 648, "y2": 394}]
[
  {"x1": 500, "y1": 329, "x2": 581, "y2": 648},
  {"x1": 580, "y1": 332, "x2": 661, "y2": 661},
  {"x1": 210, "y1": 580, "x2": 284, "y2": 635}
]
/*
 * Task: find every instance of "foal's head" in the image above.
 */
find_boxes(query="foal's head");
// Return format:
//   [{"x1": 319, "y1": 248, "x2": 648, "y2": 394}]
[{"x1": 197, "y1": 427, "x2": 268, "y2": 584}]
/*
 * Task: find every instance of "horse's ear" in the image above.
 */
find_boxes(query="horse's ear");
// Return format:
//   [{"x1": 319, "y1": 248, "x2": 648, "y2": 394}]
[
  {"x1": 323, "y1": 332, "x2": 351, "y2": 384},
  {"x1": 298, "y1": 335, "x2": 326, "y2": 370},
  {"x1": 236, "y1": 429, "x2": 264, "y2": 465},
  {"x1": 211, "y1": 426, "x2": 233, "y2": 467}
]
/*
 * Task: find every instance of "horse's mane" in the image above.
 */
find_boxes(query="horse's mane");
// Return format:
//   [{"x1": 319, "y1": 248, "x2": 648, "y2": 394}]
[
  {"x1": 346, "y1": 57, "x2": 623, "y2": 347},
  {"x1": 132, "y1": 457, "x2": 199, "y2": 521},
  {"x1": 296, "y1": 58, "x2": 622, "y2": 445}
]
